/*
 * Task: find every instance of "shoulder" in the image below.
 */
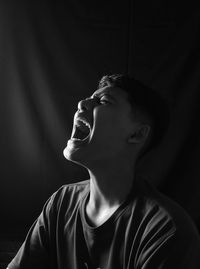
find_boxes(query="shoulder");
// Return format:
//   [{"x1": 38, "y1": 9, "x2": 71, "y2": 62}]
[
  {"x1": 138, "y1": 178, "x2": 200, "y2": 246},
  {"x1": 57, "y1": 179, "x2": 90, "y2": 197},
  {"x1": 53, "y1": 179, "x2": 90, "y2": 202},
  {"x1": 132, "y1": 178, "x2": 200, "y2": 268},
  {"x1": 45, "y1": 179, "x2": 90, "y2": 215}
]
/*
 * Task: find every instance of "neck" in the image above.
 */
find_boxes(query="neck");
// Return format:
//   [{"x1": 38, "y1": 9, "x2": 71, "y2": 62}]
[{"x1": 85, "y1": 159, "x2": 136, "y2": 225}]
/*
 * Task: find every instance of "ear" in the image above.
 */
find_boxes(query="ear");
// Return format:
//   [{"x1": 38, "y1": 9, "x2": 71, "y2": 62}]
[{"x1": 128, "y1": 124, "x2": 151, "y2": 144}]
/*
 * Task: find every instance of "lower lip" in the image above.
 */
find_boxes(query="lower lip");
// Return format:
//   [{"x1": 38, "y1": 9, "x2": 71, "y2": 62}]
[{"x1": 67, "y1": 137, "x2": 89, "y2": 147}]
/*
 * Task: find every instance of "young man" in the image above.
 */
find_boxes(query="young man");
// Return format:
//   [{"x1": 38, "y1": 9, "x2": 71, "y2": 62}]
[{"x1": 8, "y1": 74, "x2": 200, "y2": 269}]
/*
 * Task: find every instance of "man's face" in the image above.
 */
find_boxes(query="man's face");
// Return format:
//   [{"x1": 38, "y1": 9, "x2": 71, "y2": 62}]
[{"x1": 63, "y1": 86, "x2": 140, "y2": 167}]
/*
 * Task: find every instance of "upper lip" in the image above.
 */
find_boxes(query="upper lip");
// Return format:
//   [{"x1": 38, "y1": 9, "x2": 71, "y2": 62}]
[{"x1": 74, "y1": 114, "x2": 92, "y2": 130}]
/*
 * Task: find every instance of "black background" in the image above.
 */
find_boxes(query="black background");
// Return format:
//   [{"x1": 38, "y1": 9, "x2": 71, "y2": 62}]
[{"x1": 0, "y1": 1, "x2": 200, "y2": 237}]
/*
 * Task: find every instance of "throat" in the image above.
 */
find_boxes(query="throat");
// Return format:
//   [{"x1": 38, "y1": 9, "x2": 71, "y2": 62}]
[{"x1": 85, "y1": 202, "x2": 120, "y2": 227}]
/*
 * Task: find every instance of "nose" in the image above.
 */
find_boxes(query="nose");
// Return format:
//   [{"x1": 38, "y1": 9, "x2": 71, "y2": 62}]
[{"x1": 77, "y1": 98, "x2": 94, "y2": 112}]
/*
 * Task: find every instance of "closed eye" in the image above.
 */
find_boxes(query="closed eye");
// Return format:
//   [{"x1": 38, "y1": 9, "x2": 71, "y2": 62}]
[
  {"x1": 92, "y1": 93, "x2": 115, "y2": 105},
  {"x1": 99, "y1": 96, "x2": 111, "y2": 104}
]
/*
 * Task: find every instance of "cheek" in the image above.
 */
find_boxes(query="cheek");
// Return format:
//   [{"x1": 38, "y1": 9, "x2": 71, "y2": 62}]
[{"x1": 93, "y1": 108, "x2": 129, "y2": 142}]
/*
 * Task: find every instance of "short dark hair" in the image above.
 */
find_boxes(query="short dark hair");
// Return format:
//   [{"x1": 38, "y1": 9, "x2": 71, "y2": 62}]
[{"x1": 98, "y1": 74, "x2": 170, "y2": 153}]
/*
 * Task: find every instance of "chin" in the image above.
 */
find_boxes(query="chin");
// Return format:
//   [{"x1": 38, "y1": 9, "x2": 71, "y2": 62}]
[
  {"x1": 63, "y1": 146, "x2": 71, "y2": 161},
  {"x1": 63, "y1": 144, "x2": 87, "y2": 167},
  {"x1": 63, "y1": 145, "x2": 77, "y2": 161}
]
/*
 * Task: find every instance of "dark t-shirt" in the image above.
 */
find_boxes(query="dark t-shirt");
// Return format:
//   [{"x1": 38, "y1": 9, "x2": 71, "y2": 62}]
[{"x1": 7, "y1": 178, "x2": 200, "y2": 269}]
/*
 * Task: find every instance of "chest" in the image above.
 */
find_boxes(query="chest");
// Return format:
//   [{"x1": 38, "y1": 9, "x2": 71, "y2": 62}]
[{"x1": 59, "y1": 206, "x2": 137, "y2": 269}]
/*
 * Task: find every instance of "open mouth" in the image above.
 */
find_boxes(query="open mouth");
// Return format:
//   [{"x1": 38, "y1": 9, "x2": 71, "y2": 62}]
[{"x1": 71, "y1": 118, "x2": 91, "y2": 142}]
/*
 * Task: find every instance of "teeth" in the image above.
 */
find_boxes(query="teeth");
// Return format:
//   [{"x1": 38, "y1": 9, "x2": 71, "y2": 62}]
[
  {"x1": 76, "y1": 119, "x2": 91, "y2": 129},
  {"x1": 71, "y1": 138, "x2": 81, "y2": 141},
  {"x1": 71, "y1": 117, "x2": 91, "y2": 141}
]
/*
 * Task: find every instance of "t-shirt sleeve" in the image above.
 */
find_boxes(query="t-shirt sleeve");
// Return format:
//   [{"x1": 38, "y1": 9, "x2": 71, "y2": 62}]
[
  {"x1": 139, "y1": 231, "x2": 200, "y2": 269},
  {"x1": 135, "y1": 217, "x2": 200, "y2": 269},
  {"x1": 7, "y1": 193, "x2": 58, "y2": 269},
  {"x1": 134, "y1": 181, "x2": 200, "y2": 269}
]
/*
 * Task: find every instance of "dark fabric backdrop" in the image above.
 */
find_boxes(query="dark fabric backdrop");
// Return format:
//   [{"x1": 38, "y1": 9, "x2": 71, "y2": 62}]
[{"x1": 0, "y1": 1, "x2": 200, "y2": 236}]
